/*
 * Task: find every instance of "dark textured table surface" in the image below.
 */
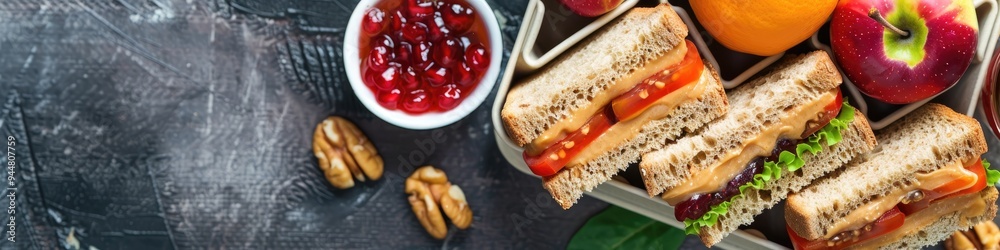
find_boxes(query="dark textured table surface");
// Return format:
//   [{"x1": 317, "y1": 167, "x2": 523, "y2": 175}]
[
  {"x1": 0, "y1": 0, "x2": 623, "y2": 249},
  {"x1": 1, "y1": 0, "x2": 998, "y2": 249}
]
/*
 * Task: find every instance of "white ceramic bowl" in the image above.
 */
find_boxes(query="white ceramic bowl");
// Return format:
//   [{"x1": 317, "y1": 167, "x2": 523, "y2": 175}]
[{"x1": 344, "y1": 0, "x2": 503, "y2": 130}]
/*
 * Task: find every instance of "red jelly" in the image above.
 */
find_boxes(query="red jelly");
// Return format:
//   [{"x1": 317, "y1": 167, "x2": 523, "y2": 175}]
[{"x1": 359, "y1": 0, "x2": 491, "y2": 114}]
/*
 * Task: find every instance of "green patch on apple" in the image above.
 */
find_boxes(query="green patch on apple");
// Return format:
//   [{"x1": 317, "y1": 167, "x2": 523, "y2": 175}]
[{"x1": 883, "y1": 1, "x2": 928, "y2": 68}]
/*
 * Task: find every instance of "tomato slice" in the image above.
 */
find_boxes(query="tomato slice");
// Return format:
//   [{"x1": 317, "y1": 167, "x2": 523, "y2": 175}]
[
  {"x1": 945, "y1": 159, "x2": 988, "y2": 198},
  {"x1": 788, "y1": 206, "x2": 905, "y2": 250},
  {"x1": 801, "y1": 89, "x2": 843, "y2": 138},
  {"x1": 524, "y1": 108, "x2": 615, "y2": 176},
  {"x1": 788, "y1": 223, "x2": 830, "y2": 250},
  {"x1": 611, "y1": 40, "x2": 704, "y2": 121},
  {"x1": 898, "y1": 158, "x2": 987, "y2": 215}
]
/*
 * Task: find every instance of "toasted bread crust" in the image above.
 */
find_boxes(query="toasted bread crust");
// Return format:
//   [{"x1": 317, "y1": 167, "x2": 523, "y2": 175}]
[
  {"x1": 501, "y1": 4, "x2": 688, "y2": 146},
  {"x1": 786, "y1": 103, "x2": 989, "y2": 240},
  {"x1": 544, "y1": 64, "x2": 728, "y2": 209},
  {"x1": 918, "y1": 104, "x2": 989, "y2": 155}
]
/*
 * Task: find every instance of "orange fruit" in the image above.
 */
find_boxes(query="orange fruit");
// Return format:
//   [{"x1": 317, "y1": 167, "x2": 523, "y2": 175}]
[{"x1": 691, "y1": 0, "x2": 837, "y2": 56}]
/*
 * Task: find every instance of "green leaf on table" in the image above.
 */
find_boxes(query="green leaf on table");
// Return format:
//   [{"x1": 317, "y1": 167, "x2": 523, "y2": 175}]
[{"x1": 568, "y1": 205, "x2": 686, "y2": 250}]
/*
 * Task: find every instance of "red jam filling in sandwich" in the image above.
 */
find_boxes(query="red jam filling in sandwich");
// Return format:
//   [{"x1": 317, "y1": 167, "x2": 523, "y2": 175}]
[
  {"x1": 670, "y1": 88, "x2": 844, "y2": 222},
  {"x1": 787, "y1": 158, "x2": 992, "y2": 250},
  {"x1": 522, "y1": 40, "x2": 706, "y2": 177}
]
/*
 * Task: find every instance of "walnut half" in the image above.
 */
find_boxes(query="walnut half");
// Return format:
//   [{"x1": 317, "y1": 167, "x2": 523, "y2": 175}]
[
  {"x1": 440, "y1": 185, "x2": 472, "y2": 229},
  {"x1": 313, "y1": 116, "x2": 384, "y2": 189},
  {"x1": 948, "y1": 221, "x2": 1000, "y2": 250},
  {"x1": 406, "y1": 166, "x2": 474, "y2": 239}
]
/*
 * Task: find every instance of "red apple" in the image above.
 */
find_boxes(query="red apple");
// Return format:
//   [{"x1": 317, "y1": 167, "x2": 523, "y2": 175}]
[
  {"x1": 831, "y1": 0, "x2": 978, "y2": 104},
  {"x1": 559, "y1": 0, "x2": 624, "y2": 17}
]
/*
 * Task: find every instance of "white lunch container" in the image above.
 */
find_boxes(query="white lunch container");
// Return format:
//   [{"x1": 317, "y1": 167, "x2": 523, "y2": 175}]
[{"x1": 491, "y1": 0, "x2": 1000, "y2": 248}]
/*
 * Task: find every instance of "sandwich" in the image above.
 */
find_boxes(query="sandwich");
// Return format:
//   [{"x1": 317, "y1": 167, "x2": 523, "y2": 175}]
[
  {"x1": 785, "y1": 103, "x2": 1000, "y2": 249},
  {"x1": 639, "y1": 51, "x2": 878, "y2": 246},
  {"x1": 500, "y1": 4, "x2": 729, "y2": 209}
]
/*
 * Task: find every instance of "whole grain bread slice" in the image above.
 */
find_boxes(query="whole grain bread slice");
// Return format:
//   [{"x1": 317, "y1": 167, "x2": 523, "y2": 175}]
[
  {"x1": 543, "y1": 65, "x2": 728, "y2": 209},
  {"x1": 696, "y1": 113, "x2": 877, "y2": 246},
  {"x1": 640, "y1": 50, "x2": 843, "y2": 197},
  {"x1": 785, "y1": 103, "x2": 989, "y2": 240},
  {"x1": 501, "y1": 4, "x2": 687, "y2": 146}
]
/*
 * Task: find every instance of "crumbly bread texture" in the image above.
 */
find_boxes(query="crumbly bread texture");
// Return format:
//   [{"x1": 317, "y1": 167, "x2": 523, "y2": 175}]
[
  {"x1": 785, "y1": 103, "x2": 989, "y2": 240},
  {"x1": 697, "y1": 114, "x2": 877, "y2": 246},
  {"x1": 501, "y1": 4, "x2": 687, "y2": 146},
  {"x1": 640, "y1": 50, "x2": 843, "y2": 197},
  {"x1": 869, "y1": 188, "x2": 998, "y2": 250},
  {"x1": 544, "y1": 65, "x2": 728, "y2": 209}
]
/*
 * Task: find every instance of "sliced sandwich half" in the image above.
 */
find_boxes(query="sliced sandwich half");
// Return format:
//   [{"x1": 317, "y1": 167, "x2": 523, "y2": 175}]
[
  {"x1": 639, "y1": 51, "x2": 878, "y2": 246},
  {"x1": 500, "y1": 4, "x2": 729, "y2": 209},
  {"x1": 785, "y1": 103, "x2": 1000, "y2": 250}
]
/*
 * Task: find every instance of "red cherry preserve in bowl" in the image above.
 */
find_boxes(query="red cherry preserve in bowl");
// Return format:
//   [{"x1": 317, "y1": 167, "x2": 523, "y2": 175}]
[{"x1": 358, "y1": 0, "x2": 492, "y2": 114}]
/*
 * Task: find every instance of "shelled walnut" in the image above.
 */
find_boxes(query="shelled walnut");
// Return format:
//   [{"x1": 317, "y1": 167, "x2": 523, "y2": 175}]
[
  {"x1": 947, "y1": 221, "x2": 1000, "y2": 250},
  {"x1": 312, "y1": 116, "x2": 384, "y2": 189},
  {"x1": 405, "y1": 166, "x2": 473, "y2": 239}
]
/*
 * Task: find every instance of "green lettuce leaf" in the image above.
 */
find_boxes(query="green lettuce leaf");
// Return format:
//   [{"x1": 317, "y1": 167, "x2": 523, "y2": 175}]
[
  {"x1": 984, "y1": 160, "x2": 1000, "y2": 186},
  {"x1": 683, "y1": 102, "x2": 856, "y2": 235}
]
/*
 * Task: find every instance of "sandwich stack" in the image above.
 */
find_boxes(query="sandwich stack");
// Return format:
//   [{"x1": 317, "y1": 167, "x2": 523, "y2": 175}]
[
  {"x1": 501, "y1": 4, "x2": 728, "y2": 209},
  {"x1": 640, "y1": 51, "x2": 877, "y2": 246},
  {"x1": 785, "y1": 103, "x2": 1000, "y2": 249}
]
